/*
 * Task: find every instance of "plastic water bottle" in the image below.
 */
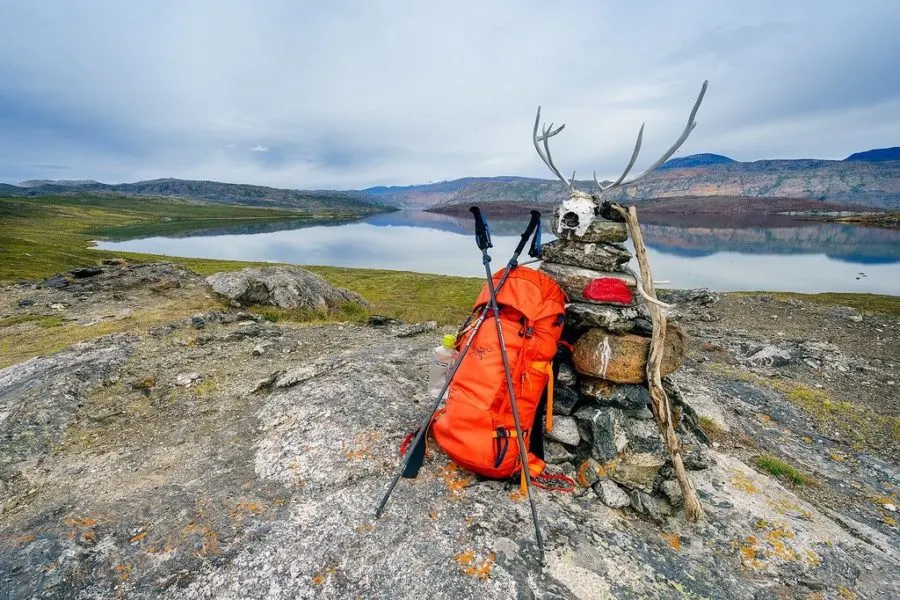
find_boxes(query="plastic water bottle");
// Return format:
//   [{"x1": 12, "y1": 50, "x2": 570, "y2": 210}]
[{"x1": 428, "y1": 334, "x2": 458, "y2": 399}]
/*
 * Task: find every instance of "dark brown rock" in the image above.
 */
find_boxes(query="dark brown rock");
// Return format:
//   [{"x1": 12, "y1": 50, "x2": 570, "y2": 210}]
[{"x1": 573, "y1": 325, "x2": 686, "y2": 383}]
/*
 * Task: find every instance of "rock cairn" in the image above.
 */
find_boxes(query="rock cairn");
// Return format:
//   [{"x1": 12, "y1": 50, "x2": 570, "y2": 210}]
[{"x1": 539, "y1": 213, "x2": 710, "y2": 519}]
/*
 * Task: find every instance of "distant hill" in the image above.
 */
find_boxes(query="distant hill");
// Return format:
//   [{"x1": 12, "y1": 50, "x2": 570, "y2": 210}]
[
  {"x1": 844, "y1": 147, "x2": 900, "y2": 162},
  {"x1": 361, "y1": 176, "x2": 553, "y2": 209},
  {"x1": 5, "y1": 146, "x2": 898, "y2": 214},
  {"x1": 0, "y1": 178, "x2": 387, "y2": 214},
  {"x1": 415, "y1": 150, "x2": 900, "y2": 212},
  {"x1": 600, "y1": 157, "x2": 900, "y2": 210},
  {"x1": 17, "y1": 179, "x2": 101, "y2": 188},
  {"x1": 658, "y1": 153, "x2": 737, "y2": 169}
]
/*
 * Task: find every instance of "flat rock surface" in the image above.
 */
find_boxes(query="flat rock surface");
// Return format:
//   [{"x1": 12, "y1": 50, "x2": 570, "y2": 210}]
[
  {"x1": 0, "y1": 266, "x2": 897, "y2": 598},
  {"x1": 539, "y1": 240, "x2": 632, "y2": 272},
  {"x1": 206, "y1": 265, "x2": 368, "y2": 312}
]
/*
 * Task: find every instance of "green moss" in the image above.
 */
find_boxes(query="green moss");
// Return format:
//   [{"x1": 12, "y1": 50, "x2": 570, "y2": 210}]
[
  {"x1": 193, "y1": 378, "x2": 216, "y2": 396},
  {"x1": 1, "y1": 194, "x2": 481, "y2": 326},
  {"x1": 250, "y1": 301, "x2": 371, "y2": 325},
  {"x1": 709, "y1": 363, "x2": 900, "y2": 455},
  {"x1": 697, "y1": 416, "x2": 719, "y2": 431},
  {"x1": 753, "y1": 453, "x2": 815, "y2": 486},
  {"x1": 0, "y1": 314, "x2": 64, "y2": 328},
  {"x1": 0, "y1": 195, "x2": 358, "y2": 283}
]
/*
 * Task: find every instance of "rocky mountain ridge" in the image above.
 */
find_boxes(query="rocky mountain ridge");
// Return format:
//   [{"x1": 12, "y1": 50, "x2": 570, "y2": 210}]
[{"x1": 4, "y1": 146, "x2": 898, "y2": 212}]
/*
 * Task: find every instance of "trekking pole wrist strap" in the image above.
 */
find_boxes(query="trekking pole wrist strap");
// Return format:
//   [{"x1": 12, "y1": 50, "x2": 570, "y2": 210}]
[
  {"x1": 514, "y1": 210, "x2": 541, "y2": 258},
  {"x1": 469, "y1": 206, "x2": 493, "y2": 250}
]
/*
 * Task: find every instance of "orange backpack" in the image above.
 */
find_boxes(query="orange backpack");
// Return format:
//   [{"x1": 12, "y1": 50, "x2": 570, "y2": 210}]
[{"x1": 431, "y1": 266, "x2": 566, "y2": 480}]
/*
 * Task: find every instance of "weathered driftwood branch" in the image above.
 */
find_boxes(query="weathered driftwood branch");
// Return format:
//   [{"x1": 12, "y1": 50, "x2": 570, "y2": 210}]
[{"x1": 612, "y1": 204, "x2": 704, "y2": 522}]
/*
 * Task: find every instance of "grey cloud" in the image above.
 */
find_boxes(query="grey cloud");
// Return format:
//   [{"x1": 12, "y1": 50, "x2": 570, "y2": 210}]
[{"x1": 0, "y1": 0, "x2": 898, "y2": 187}]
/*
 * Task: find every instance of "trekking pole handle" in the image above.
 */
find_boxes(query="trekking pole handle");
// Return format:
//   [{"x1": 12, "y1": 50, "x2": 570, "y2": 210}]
[
  {"x1": 514, "y1": 210, "x2": 541, "y2": 257},
  {"x1": 469, "y1": 206, "x2": 492, "y2": 250}
]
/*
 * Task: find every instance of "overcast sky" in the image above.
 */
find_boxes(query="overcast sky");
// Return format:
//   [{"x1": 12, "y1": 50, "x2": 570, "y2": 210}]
[{"x1": 1, "y1": 1, "x2": 898, "y2": 189}]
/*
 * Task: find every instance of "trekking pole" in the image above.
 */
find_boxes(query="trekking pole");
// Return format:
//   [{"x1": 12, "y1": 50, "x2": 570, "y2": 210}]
[
  {"x1": 375, "y1": 210, "x2": 542, "y2": 519},
  {"x1": 471, "y1": 206, "x2": 545, "y2": 562}
]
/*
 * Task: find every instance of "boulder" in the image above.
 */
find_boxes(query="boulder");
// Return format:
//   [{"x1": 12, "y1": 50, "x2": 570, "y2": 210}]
[
  {"x1": 628, "y1": 490, "x2": 673, "y2": 522},
  {"x1": 622, "y1": 417, "x2": 666, "y2": 457},
  {"x1": 70, "y1": 266, "x2": 103, "y2": 278},
  {"x1": 574, "y1": 458, "x2": 606, "y2": 489},
  {"x1": 574, "y1": 407, "x2": 627, "y2": 461},
  {"x1": 551, "y1": 211, "x2": 628, "y2": 243},
  {"x1": 545, "y1": 416, "x2": 580, "y2": 446},
  {"x1": 573, "y1": 326, "x2": 686, "y2": 384},
  {"x1": 539, "y1": 263, "x2": 636, "y2": 306},
  {"x1": 580, "y1": 379, "x2": 650, "y2": 410},
  {"x1": 544, "y1": 441, "x2": 575, "y2": 465},
  {"x1": 206, "y1": 266, "x2": 369, "y2": 313},
  {"x1": 539, "y1": 240, "x2": 632, "y2": 272},
  {"x1": 593, "y1": 479, "x2": 631, "y2": 508},
  {"x1": 609, "y1": 462, "x2": 662, "y2": 495},
  {"x1": 566, "y1": 302, "x2": 646, "y2": 331},
  {"x1": 557, "y1": 360, "x2": 577, "y2": 387},
  {"x1": 551, "y1": 384, "x2": 582, "y2": 416},
  {"x1": 659, "y1": 479, "x2": 684, "y2": 508}
]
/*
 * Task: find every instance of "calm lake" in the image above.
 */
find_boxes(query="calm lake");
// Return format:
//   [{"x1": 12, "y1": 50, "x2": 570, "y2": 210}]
[{"x1": 96, "y1": 210, "x2": 900, "y2": 295}]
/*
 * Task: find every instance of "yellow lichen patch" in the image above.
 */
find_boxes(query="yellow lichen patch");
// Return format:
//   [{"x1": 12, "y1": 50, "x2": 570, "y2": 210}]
[
  {"x1": 574, "y1": 459, "x2": 608, "y2": 488},
  {"x1": 182, "y1": 522, "x2": 220, "y2": 557},
  {"x1": 4, "y1": 533, "x2": 37, "y2": 548},
  {"x1": 344, "y1": 432, "x2": 380, "y2": 461},
  {"x1": 735, "y1": 521, "x2": 802, "y2": 569},
  {"x1": 838, "y1": 585, "x2": 856, "y2": 599},
  {"x1": 64, "y1": 516, "x2": 98, "y2": 544},
  {"x1": 312, "y1": 566, "x2": 337, "y2": 586},
  {"x1": 508, "y1": 489, "x2": 527, "y2": 502},
  {"x1": 234, "y1": 500, "x2": 262, "y2": 515},
  {"x1": 768, "y1": 498, "x2": 813, "y2": 521},
  {"x1": 441, "y1": 463, "x2": 473, "y2": 497},
  {"x1": 870, "y1": 493, "x2": 897, "y2": 506},
  {"x1": 129, "y1": 530, "x2": 149, "y2": 544},
  {"x1": 662, "y1": 532, "x2": 682, "y2": 551},
  {"x1": 804, "y1": 549, "x2": 821, "y2": 567},
  {"x1": 882, "y1": 515, "x2": 897, "y2": 526},
  {"x1": 113, "y1": 563, "x2": 132, "y2": 581},
  {"x1": 455, "y1": 550, "x2": 495, "y2": 580},
  {"x1": 731, "y1": 469, "x2": 759, "y2": 494},
  {"x1": 764, "y1": 525, "x2": 799, "y2": 562},
  {"x1": 738, "y1": 536, "x2": 762, "y2": 569}
]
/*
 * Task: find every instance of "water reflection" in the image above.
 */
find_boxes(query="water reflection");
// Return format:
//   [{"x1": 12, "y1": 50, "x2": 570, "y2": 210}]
[{"x1": 95, "y1": 209, "x2": 900, "y2": 294}]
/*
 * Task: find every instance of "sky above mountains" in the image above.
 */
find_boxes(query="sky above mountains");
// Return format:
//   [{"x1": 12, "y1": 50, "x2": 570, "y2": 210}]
[{"x1": 1, "y1": 1, "x2": 898, "y2": 189}]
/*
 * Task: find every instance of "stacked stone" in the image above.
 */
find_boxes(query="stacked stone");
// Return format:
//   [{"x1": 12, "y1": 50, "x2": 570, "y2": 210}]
[{"x1": 538, "y1": 212, "x2": 710, "y2": 519}]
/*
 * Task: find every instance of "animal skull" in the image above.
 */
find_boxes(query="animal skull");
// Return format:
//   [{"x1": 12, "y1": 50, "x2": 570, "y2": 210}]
[
  {"x1": 533, "y1": 81, "x2": 708, "y2": 239},
  {"x1": 554, "y1": 190, "x2": 597, "y2": 238}
]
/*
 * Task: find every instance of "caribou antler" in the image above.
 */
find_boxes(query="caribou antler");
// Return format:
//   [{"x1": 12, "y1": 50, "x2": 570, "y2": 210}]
[
  {"x1": 594, "y1": 80, "x2": 708, "y2": 198},
  {"x1": 533, "y1": 106, "x2": 575, "y2": 192}
]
